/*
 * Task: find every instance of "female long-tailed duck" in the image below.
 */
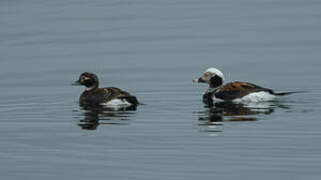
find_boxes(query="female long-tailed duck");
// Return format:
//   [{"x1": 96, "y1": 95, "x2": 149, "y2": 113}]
[
  {"x1": 73, "y1": 72, "x2": 139, "y2": 107},
  {"x1": 194, "y1": 67, "x2": 301, "y2": 106}
]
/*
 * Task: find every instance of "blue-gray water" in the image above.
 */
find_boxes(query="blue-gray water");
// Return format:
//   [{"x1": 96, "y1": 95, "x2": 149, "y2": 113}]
[{"x1": 1, "y1": 0, "x2": 321, "y2": 179}]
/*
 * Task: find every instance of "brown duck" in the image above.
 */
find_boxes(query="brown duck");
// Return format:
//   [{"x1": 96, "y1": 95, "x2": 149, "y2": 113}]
[{"x1": 73, "y1": 72, "x2": 139, "y2": 107}]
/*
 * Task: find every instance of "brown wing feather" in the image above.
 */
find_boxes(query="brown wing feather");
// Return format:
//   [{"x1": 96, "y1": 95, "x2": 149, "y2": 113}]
[
  {"x1": 104, "y1": 87, "x2": 139, "y2": 105},
  {"x1": 215, "y1": 81, "x2": 272, "y2": 100},
  {"x1": 100, "y1": 87, "x2": 131, "y2": 102}
]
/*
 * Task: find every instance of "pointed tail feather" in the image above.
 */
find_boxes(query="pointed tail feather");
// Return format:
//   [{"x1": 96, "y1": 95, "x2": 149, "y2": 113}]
[{"x1": 273, "y1": 91, "x2": 306, "y2": 96}]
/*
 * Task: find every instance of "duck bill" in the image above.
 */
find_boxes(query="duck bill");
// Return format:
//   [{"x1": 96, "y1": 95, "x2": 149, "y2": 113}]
[
  {"x1": 193, "y1": 77, "x2": 206, "y2": 83},
  {"x1": 72, "y1": 80, "x2": 81, "y2": 86}
]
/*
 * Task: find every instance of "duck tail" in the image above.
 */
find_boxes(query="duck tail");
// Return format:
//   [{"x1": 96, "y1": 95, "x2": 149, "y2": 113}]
[
  {"x1": 121, "y1": 96, "x2": 146, "y2": 106},
  {"x1": 273, "y1": 91, "x2": 306, "y2": 96}
]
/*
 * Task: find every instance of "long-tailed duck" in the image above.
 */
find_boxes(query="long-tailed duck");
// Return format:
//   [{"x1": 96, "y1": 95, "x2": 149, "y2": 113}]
[
  {"x1": 194, "y1": 67, "x2": 302, "y2": 106},
  {"x1": 73, "y1": 72, "x2": 139, "y2": 107}
]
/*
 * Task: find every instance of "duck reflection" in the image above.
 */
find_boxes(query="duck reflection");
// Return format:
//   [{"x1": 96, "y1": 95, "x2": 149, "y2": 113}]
[
  {"x1": 78, "y1": 105, "x2": 137, "y2": 130},
  {"x1": 197, "y1": 101, "x2": 288, "y2": 133}
]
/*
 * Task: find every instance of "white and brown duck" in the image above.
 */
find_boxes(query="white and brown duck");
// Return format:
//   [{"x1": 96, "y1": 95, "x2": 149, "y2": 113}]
[{"x1": 194, "y1": 67, "x2": 302, "y2": 107}]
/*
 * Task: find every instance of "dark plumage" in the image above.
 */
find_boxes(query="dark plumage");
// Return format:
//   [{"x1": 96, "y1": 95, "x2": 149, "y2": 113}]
[{"x1": 73, "y1": 72, "x2": 139, "y2": 106}]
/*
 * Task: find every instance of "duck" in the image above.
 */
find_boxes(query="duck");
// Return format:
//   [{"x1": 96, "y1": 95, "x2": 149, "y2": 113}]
[
  {"x1": 73, "y1": 72, "x2": 139, "y2": 107},
  {"x1": 193, "y1": 67, "x2": 302, "y2": 107}
]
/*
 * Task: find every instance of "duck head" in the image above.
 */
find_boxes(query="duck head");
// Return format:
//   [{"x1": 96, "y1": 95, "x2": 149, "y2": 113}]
[
  {"x1": 193, "y1": 67, "x2": 225, "y2": 89},
  {"x1": 73, "y1": 72, "x2": 99, "y2": 91}
]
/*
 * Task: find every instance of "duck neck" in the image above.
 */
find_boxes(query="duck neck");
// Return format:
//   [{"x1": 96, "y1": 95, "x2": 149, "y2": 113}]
[
  {"x1": 85, "y1": 83, "x2": 98, "y2": 92},
  {"x1": 207, "y1": 86, "x2": 220, "y2": 94}
]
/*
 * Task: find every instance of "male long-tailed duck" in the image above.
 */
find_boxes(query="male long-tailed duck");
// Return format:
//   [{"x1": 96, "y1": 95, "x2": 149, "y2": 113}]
[
  {"x1": 194, "y1": 67, "x2": 301, "y2": 107},
  {"x1": 73, "y1": 72, "x2": 139, "y2": 107}
]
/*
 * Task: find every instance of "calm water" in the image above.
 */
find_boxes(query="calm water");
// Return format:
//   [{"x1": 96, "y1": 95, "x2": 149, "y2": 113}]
[{"x1": 1, "y1": 0, "x2": 321, "y2": 179}]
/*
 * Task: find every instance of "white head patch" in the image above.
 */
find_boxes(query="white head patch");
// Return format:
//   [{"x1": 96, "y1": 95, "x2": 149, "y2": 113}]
[{"x1": 204, "y1": 67, "x2": 225, "y2": 82}]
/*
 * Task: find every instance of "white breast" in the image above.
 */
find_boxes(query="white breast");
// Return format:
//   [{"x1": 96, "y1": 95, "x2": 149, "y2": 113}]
[
  {"x1": 233, "y1": 91, "x2": 276, "y2": 103},
  {"x1": 101, "y1": 99, "x2": 132, "y2": 107}
]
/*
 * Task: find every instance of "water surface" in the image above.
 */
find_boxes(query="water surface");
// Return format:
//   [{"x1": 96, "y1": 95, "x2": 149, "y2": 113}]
[{"x1": 1, "y1": 0, "x2": 321, "y2": 179}]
